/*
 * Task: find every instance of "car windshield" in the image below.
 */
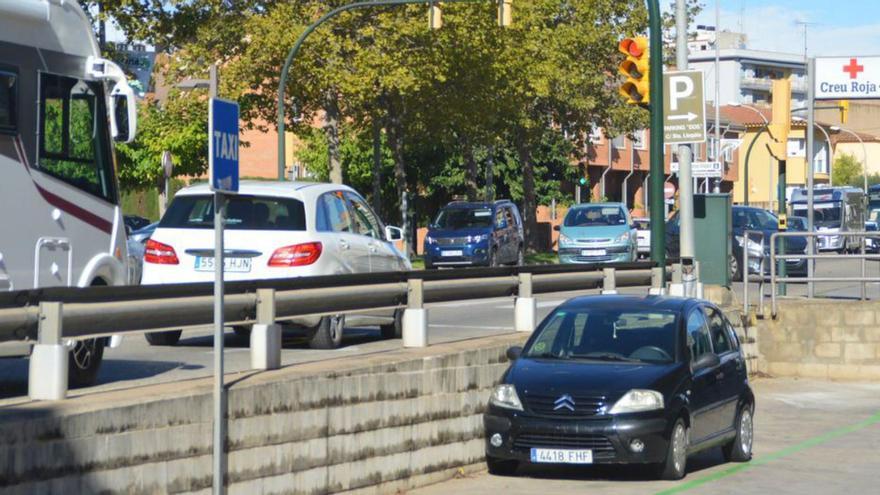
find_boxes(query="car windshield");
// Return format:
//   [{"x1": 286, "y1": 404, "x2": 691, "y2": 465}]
[
  {"x1": 792, "y1": 203, "x2": 842, "y2": 228},
  {"x1": 732, "y1": 208, "x2": 778, "y2": 230},
  {"x1": 161, "y1": 194, "x2": 307, "y2": 231},
  {"x1": 523, "y1": 307, "x2": 678, "y2": 364},
  {"x1": 788, "y1": 217, "x2": 807, "y2": 231},
  {"x1": 433, "y1": 207, "x2": 493, "y2": 229},
  {"x1": 564, "y1": 206, "x2": 627, "y2": 227}
]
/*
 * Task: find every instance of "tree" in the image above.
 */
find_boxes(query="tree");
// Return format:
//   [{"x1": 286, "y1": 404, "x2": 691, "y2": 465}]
[
  {"x1": 833, "y1": 152, "x2": 863, "y2": 187},
  {"x1": 662, "y1": 1, "x2": 705, "y2": 67}
]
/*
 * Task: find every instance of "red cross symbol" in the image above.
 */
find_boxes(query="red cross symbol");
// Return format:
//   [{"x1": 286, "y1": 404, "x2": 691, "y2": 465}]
[{"x1": 843, "y1": 58, "x2": 864, "y2": 79}]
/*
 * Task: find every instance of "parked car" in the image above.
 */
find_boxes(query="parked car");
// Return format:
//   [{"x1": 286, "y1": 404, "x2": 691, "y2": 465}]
[
  {"x1": 865, "y1": 221, "x2": 880, "y2": 253},
  {"x1": 142, "y1": 181, "x2": 409, "y2": 349},
  {"x1": 787, "y1": 216, "x2": 809, "y2": 232},
  {"x1": 665, "y1": 206, "x2": 808, "y2": 280},
  {"x1": 555, "y1": 203, "x2": 637, "y2": 264},
  {"x1": 124, "y1": 214, "x2": 152, "y2": 233},
  {"x1": 634, "y1": 217, "x2": 651, "y2": 258},
  {"x1": 484, "y1": 295, "x2": 754, "y2": 480},
  {"x1": 423, "y1": 200, "x2": 524, "y2": 269},
  {"x1": 126, "y1": 222, "x2": 157, "y2": 285}
]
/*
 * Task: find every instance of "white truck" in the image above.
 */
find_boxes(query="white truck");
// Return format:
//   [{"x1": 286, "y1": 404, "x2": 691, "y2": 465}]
[{"x1": 0, "y1": 0, "x2": 138, "y2": 386}]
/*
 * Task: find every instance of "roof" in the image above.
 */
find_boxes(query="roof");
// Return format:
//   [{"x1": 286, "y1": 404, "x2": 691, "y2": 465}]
[
  {"x1": 558, "y1": 295, "x2": 698, "y2": 313},
  {"x1": 569, "y1": 202, "x2": 626, "y2": 209},
  {"x1": 689, "y1": 48, "x2": 806, "y2": 68},
  {"x1": 175, "y1": 180, "x2": 351, "y2": 198}
]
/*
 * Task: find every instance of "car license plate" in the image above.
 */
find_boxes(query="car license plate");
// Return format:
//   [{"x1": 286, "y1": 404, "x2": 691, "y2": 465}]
[
  {"x1": 441, "y1": 250, "x2": 463, "y2": 257},
  {"x1": 581, "y1": 249, "x2": 606, "y2": 257},
  {"x1": 194, "y1": 256, "x2": 252, "y2": 273},
  {"x1": 530, "y1": 448, "x2": 593, "y2": 464}
]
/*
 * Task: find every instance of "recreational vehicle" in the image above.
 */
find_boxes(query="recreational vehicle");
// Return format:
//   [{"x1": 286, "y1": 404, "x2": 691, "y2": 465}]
[
  {"x1": 790, "y1": 187, "x2": 866, "y2": 252},
  {"x1": 0, "y1": 0, "x2": 138, "y2": 385}
]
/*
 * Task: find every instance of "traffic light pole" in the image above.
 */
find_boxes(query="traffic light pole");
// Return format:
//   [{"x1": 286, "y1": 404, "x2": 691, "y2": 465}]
[{"x1": 648, "y1": 0, "x2": 666, "y2": 276}]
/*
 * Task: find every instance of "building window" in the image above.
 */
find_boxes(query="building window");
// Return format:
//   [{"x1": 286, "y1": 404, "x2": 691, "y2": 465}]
[
  {"x1": 588, "y1": 127, "x2": 603, "y2": 144},
  {"x1": 611, "y1": 135, "x2": 626, "y2": 149},
  {"x1": 0, "y1": 68, "x2": 16, "y2": 134},
  {"x1": 631, "y1": 130, "x2": 647, "y2": 150}
]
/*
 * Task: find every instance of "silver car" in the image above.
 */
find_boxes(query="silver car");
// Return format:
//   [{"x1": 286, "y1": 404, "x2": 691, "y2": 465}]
[{"x1": 142, "y1": 181, "x2": 410, "y2": 349}]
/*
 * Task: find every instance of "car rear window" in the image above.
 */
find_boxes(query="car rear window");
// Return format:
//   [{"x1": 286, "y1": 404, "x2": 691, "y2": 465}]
[{"x1": 161, "y1": 194, "x2": 306, "y2": 231}]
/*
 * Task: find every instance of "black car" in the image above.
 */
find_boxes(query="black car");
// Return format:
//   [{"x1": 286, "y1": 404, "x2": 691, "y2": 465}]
[
  {"x1": 484, "y1": 295, "x2": 754, "y2": 480},
  {"x1": 666, "y1": 206, "x2": 808, "y2": 280}
]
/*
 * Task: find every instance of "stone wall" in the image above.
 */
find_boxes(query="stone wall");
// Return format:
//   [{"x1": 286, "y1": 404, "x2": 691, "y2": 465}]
[
  {"x1": 756, "y1": 299, "x2": 880, "y2": 380},
  {"x1": 0, "y1": 334, "x2": 526, "y2": 494}
]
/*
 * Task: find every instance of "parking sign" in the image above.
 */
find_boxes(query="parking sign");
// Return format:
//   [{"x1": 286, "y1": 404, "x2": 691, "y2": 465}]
[{"x1": 209, "y1": 97, "x2": 239, "y2": 194}]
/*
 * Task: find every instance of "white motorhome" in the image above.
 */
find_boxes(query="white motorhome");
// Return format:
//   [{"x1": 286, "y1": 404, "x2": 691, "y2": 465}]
[{"x1": 0, "y1": 0, "x2": 137, "y2": 385}]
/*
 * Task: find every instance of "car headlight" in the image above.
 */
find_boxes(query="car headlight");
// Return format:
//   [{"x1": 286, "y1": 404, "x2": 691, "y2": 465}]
[
  {"x1": 489, "y1": 384, "x2": 523, "y2": 411},
  {"x1": 425, "y1": 235, "x2": 436, "y2": 245},
  {"x1": 468, "y1": 234, "x2": 489, "y2": 243},
  {"x1": 558, "y1": 233, "x2": 572, "y2": 245},
  {"x1": 608, "y1": 389, "x2": 663, "y2": 414},
  {"x1": 735, "y1": 236, "x2": 762, "y2": 254},
  {"x1": 615, "y1": 231, "x2": 630, "y2": 243}
]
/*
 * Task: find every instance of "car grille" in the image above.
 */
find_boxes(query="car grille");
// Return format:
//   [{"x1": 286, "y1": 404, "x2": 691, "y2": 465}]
[
  {"x1": 523, "y1": 394, "x2": 606, "y2": 418},
  {"x1": 576, "y1": 238, "x2": 612, "y2": 244},
  {"x1": 435, "y1": 237, "x2": 469, "y2": 246},
  {"x1": 513, "y1": 432, "x2": 616, "y2": 457}
]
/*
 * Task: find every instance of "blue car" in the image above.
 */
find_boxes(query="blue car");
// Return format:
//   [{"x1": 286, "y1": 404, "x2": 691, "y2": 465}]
[
  {"x1": 556, "y1": 203, "x2": 637, "y2": 264},
  {"x1": 424, "y1": 200, "x2": 524, "y2": 268}
]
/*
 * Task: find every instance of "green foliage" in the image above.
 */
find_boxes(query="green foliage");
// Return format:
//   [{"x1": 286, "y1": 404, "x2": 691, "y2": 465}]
[{"x1": 833, "y1": 152, "x2": 863, "y2": 188}]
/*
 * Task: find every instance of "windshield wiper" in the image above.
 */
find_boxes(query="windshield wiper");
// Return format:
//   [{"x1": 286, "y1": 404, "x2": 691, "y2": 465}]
[
  {"x1": 569, "y1": 353, "x2": 637, "y2": 362},
  {"x1": 528, "y1": 352, "x2": 567, "y2": 360}
]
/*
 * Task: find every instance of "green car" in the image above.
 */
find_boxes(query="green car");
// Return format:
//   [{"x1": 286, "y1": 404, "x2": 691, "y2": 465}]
[{"x1": 555, "y1": 203, "x2": 638, "y2": 264}]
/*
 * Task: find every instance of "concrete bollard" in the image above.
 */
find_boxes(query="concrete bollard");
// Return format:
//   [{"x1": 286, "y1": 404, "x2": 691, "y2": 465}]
[
  {"x1": 515, "y1": 272, "x2": 536, "y2": 332},
  {"x1": 668, "y1": 263, "x2": 685, "y2": 297},
  {"x1": 403, "y1": 279, "x2": 428, "y2": 347},
  {"x1": 251, "y1": 289, "x2": 281, "y2": 370},
  {"x1": 649, "y1": 267, "x2": 666, "y2": 295},
  {"x1": 29, "y1": 302, "x2": 68, "y2": 401},
  {"x1": 601, "y1": 268, "x2": 618, "y2": 295}
]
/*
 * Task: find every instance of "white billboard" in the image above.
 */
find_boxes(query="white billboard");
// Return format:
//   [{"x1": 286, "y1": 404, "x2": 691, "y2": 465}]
[{"x1": 815, "y1": 56, "x2": 880, "y2": 100}]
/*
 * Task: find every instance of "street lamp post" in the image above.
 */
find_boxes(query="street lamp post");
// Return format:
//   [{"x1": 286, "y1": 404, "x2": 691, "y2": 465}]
[
  {"x1": 831, "y1": 126, "x2": 868, "y2": 193},
  {"x1": 730, "y1": 102, "x2": 768, "y2": 206},
  {"x1": 794, "y1": 116, "x2": 834, "y2": 186}
]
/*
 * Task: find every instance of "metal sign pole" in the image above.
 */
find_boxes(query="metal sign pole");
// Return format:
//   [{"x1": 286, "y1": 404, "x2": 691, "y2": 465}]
[{"x1": 806, "y1": 58, "x2": 816, "y2": 299}]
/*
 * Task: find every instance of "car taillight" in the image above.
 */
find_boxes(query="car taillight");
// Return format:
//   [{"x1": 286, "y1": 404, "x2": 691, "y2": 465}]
[
  {"x1": 268, "y1": 242, "x2": 322, "y2": 267},
  {"x1": 144, "y1": 239, "x2": 179, "y2": 265}
]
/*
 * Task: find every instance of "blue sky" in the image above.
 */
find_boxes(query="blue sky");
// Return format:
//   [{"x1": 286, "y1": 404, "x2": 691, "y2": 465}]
[{"x1": 691, "y1": 0, "x2": 880, "y2": 56}]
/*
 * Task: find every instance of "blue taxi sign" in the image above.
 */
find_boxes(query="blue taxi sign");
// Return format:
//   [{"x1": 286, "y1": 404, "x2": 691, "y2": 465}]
[{"x1": 209, "y1": 97, "x2": 239, "y2": 194}]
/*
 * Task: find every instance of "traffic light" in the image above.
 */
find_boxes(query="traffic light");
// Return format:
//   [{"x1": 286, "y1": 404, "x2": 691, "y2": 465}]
[
  {"x1": 618, "y1": 37, "x2": 650, "y2": 105},
  {"x1": 498, "y1": 0, "x2": 512, "y2": 27},
  {"x1": 578, "y1": 177, "x2": 588, "y2": 186},
  {"x1": 768, "y1": 79, "x2": 791, "y2": 160},
  {"x1": 840, "y1": 100, "x2": 850, "y2": 124},
  {"x1": 428, "y1": 1, "x2": 442, "y2": 30}
]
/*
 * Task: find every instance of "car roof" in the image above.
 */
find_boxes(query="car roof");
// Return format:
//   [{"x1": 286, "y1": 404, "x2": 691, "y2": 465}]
[
  {"x1": 569, "y1": 202, "x2": 626, "y2": 209},
  {"x1": 443, "y1": 200, "x2": 512, "y2": 209},
  {"x1": 173, "y1": 180, "x2": 354, "y2": 199},
  {"x1": 556, "y1": 294, "x2": 704, "y2": 313}
]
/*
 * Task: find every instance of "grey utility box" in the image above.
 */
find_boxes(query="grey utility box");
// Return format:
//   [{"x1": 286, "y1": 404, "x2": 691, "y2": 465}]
[{"x1": 693, "y1": 193, "x2": 732, "y2": 286}]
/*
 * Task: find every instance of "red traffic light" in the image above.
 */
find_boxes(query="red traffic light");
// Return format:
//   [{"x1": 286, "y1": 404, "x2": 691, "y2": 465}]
[{"x1": 619, "y1": 37, "x2": 647, "y2": 57}]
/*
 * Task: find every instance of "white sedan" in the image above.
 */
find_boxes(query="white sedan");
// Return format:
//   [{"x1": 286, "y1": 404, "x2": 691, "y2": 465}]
[{"x1": 142, "y1": 181, "x2": 409, "y2": 349}]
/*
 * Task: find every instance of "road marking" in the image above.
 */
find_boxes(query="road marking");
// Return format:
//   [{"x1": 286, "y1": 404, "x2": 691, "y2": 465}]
[
  {"x1": 429, "y1": 324, "x2": 512, "y2": 331},
  {"x1": 654, "y1": 410, "x2": 880, "y2": 495}
]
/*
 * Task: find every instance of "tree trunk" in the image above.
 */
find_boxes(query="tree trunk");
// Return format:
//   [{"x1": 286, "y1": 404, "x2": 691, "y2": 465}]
[
  {"x1": 372, "y1": 116, "x2": 382, "y2": 214},
  {"x1": 385, "y1": 96, "x2": 410, "y2": 256},
  {"x1": 517, "y1": 132, "x2": 538, "y2": 253},
  {"x1": 323, "y1": 87, "x2": 342, "y2": 184},
  {"x1": 463, "y1": 137, "x2": 478, "y2": 201},
  {"x1": 485, "y1": 145, "x2": 494, "y2": 202}
]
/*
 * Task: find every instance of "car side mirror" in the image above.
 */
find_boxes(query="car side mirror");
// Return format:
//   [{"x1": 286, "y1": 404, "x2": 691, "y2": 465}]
[
  {"x1": 125, "y1": 225, "x2": 132, "y2": 236},
  {"x1": 693, "y1": 353, "x2": 721, "y2": 371},
  {"x1": 109, "y1": 82, "x2": 137, "y2": 143},
  {"x1": 553, "y1": 225, "x2": 560, "y2": 231},
  {"x1": 385, "y1": 225, "x2": 404, "y2": 242},
  {"x1": 506, "y1": 346, "x2": 523, "y2": 361}
]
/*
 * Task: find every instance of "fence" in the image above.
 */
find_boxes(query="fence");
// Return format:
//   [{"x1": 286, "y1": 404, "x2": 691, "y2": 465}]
[{"x1": 0, "y1": 262, "x2": 665, "y2": 401}]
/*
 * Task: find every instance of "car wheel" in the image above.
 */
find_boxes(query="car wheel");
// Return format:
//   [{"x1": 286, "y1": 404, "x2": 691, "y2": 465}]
[
  {"x1": 233, "y1": 325, "x2": 252, "y2": 339},
  {"x1": 657, "y1": 418, "x2": 689, "y2": 480},
  {"x1": 380, "y1": 309, "x2": 403, "y2": 339},
  {"x1": 486, "y1": 456, "x2": 518, "y2": 476},
  {"x1": 145, "y1": 330, "x2": 183, "y2": 346},
  {"x1": 68, "y1": 338, "x2": 105, "y2": 388},
  {"x1": 722, "y1": 404, "x2": 754, "y2": 462},
  {"x1": 308, "y1": 314, "x2": 345, "y2": 349},
  {"x1": 729, "y1": 254, "x2": 742, "y2": 282}
]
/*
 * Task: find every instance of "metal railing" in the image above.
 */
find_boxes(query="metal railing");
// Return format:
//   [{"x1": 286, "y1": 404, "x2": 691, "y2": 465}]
[
  {"x1": 0, "y1": 262, "x2": 666, "y2": 401},
  {"x1": 770, "y1": 231, "x2": 880, "y2": 317},
  {"x1": 741, "y1": 230, "x2": 766, "y2": 318}
]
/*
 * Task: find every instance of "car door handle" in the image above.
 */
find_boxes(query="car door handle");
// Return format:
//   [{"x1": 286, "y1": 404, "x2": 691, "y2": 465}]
[
  {"x1": 339, "y1": 240, "x2": 350, "y2": 250},
  {"x1": 369, "y1": 243, "x2": 378, "y2": 253}
]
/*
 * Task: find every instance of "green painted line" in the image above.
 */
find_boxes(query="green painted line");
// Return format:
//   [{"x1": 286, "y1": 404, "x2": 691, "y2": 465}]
[{"x1": 654, "y1": 411, "x2": 880, "y2": 495}]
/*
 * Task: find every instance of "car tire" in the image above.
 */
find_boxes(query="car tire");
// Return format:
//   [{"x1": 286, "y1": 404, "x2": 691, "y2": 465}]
[
  {"x1": 657, "y1": 418, "x2": 689, "y2": 480},
  {"x1": 68, "y1": 338, "x2": 105, "y2": 388},
  {"x1": 380, "y1": 309, "x2": 403, "y2": 339},
  {"x1": 722, "y1": 404, "x2": 754, "y2": 462},
  {"x1": 308, "y1": 314, "x2": 345, "y2": 349},
  {"x1": 486, "y1": 456, "x2": 518, "y2": 476},
  {"x1": 233, "y1": 325, "x2": 252, "y2": 339},
  {"x1": 145, "y1": 330, "x2": 183, "y2": 346}
]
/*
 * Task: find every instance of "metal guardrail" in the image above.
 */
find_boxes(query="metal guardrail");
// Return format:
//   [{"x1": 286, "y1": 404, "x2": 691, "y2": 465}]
[
  {"x1": 2, "y1": 262, "x2": 665, "y2": 401},
  {"x1": 742, "y1": 230, "x2": 766, "y2": 318},
  {"x1": 770, "y1": 231, "x2": 880, "y2": 317}
]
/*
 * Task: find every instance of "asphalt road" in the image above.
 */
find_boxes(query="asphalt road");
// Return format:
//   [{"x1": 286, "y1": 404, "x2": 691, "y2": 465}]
[{"x1": 409, "y1": 378, "x2": 880, "y2": 495}]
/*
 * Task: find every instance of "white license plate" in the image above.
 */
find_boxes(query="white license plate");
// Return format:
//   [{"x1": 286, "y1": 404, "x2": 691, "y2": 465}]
[
  {"x1": 581, "y1": 249, "x2": 606, "y2": 257},
  {"x1": 441, "y1": 250, "x2": 463, "y2": 257},
  {"x1": 194, "y1": 256, "x2": 253, "y2": 273},
  {"x1": 530, "y1": 448, "x2": 593, "y2": 464}
]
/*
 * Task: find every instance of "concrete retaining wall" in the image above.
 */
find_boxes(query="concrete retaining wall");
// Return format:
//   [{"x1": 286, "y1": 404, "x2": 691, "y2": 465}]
[
  {"x1": 756, "y1": 299, "x2": 880, "y2": 380},
  {"x1": 0, "y1": 334, "x2": 526, "y2": 494}
]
